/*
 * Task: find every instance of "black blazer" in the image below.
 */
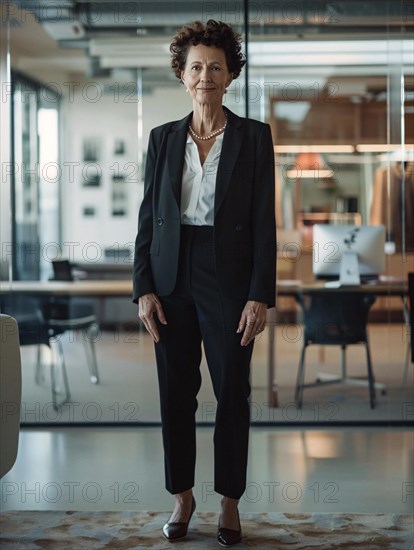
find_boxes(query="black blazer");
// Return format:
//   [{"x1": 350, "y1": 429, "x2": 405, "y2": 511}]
[{"x1": 132, "y1": 106, "x2": 276, "y2": 307}]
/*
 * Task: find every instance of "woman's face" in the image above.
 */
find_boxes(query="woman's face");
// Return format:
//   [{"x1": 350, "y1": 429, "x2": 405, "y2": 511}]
[{"x1": 181, "y1": 44, "x2": 233, "y2": 107}]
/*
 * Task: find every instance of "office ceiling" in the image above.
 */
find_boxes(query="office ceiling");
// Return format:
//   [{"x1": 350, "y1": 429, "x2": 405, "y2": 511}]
[
  {"x1": 10, "y1": 1, "x2": 414, "y2": 39},
  {"x1": 14, "y1": 0, "x2": 414, "y2": 37},
  {"x1": 5, "y1": 1, "x2": 414, "y2": 86}
]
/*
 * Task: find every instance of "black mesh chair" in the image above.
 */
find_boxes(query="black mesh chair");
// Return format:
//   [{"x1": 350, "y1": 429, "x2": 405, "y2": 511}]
[
  {"x1": 50, "y1": 259, "x2": 74, "y2": 281},
  {"x1": 403, "y1": 272, "x2": 414, "y2": 384},
  {"x1": 410, "y1": 273, "x2": 414, "y2": 364},
  {"x1": 294, "y1": 290, "x2": 385, "y2": 409},
  {"x1": 42, "y1": 260, "x2": 100, "y2": 385},
  {"x1": 1, "y1": 296, "x2": 70, "y2": 410}
]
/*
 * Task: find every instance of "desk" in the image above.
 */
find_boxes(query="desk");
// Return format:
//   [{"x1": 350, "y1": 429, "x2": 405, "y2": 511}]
[
  {"x1": 1, "y1": 280, "x2": 408, "y2": 408},
  {"x1": 0, "y1": 280, "x2": 135, "y2": 330},
  {"x1": 0, "y1": 280, "x2": 133, "y2": 297},
  {"x1": 269, "y1": 280, "x2": 408, "y2": 407}
]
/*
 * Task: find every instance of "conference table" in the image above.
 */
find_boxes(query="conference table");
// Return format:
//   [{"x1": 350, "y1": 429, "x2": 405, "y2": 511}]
[
  {"x1": 0, "y1": 280, "x2": 133, "y2": 297},
  {"x1": 0, "y1": 279, "x2": 408, "y2": 407}
]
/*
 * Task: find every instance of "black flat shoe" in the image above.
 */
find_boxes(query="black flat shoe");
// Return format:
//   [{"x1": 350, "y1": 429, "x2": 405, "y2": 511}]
[
  {"x1": 162, "y1": 496, "x2": 196, "y2": 541},
  {"x1": 217, "y1": 508, "x2": 242, "y2": 547}
]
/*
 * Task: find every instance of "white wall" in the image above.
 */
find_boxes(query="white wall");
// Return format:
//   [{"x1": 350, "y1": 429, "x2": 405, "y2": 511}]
[
  {"x1": 142, "y1": 85, "x2": 190, "y2": 150},
  {"x1": 60, "y1": 83, "x2": 190, "y2": 262}
]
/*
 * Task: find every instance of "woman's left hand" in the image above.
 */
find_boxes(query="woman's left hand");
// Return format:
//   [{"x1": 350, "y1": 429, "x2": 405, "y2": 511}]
[{"x1": 237, "y1": 300, "x2": 267, "y2": 346}]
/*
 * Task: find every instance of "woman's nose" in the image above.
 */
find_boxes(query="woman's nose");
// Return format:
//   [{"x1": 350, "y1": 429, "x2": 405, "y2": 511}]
[{"x1": 200, "y1": 68, "x2": 210, "y2": 81}]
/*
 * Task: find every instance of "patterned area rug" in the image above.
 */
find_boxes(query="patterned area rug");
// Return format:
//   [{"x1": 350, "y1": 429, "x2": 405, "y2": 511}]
[{"x1": 0, "y1": 510, "x2": 413, "y2": 549}]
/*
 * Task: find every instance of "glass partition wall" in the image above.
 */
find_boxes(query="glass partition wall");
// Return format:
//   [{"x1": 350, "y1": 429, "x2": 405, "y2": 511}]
[
  {"x1": 11, "y1": 75, "x2": 60, "y2": 281},
  {"x1": 1, "y1": 1, "x2": 412, "y2": 425},
  {"x1": 247, "y1": 9, "x2": 413, "y2": 419}
]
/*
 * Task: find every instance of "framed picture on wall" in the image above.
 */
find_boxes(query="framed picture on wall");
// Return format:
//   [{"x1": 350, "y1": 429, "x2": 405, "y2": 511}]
[
  {"x1": 114, "y1": 139, "x2": 125, "y2": 155},
  {"x1": 111, "y1": 174, "x2": 128, "y2": 216},
  {"x1": 82, "y1": 165, "x2": 101, "y2": 187},
  {"x1": 83, "y1": 137, "x2": 101, "y2": 162},
  {"x1": 83, "y1": 206, "x2": 96, "y2": 217}
]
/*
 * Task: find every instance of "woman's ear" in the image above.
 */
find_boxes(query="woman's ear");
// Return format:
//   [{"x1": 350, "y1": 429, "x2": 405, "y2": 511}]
[{"x1": 181, "y1": 74, "x2": 189, "y2": 92}]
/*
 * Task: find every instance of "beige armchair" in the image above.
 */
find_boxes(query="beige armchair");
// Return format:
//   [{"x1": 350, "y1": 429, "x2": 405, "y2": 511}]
[{"x1": 0, "y1": 314, "x2": 22, "y2": 478}]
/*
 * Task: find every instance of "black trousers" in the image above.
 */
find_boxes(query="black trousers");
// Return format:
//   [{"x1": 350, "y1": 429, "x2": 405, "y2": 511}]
[{"x1": 154, "y1": 225, "x2": 254, "y2": 499}]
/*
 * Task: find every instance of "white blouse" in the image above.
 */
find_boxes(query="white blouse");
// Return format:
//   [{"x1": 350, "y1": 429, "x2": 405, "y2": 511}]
[{"x1": 180, "y1": 133, "x2": 224, "y2": 226}]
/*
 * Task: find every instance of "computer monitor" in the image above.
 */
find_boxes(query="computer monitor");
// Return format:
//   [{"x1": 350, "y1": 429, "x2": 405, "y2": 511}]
[{"x1": 313, "y1": 224, "x2": 386, "y2": 286}]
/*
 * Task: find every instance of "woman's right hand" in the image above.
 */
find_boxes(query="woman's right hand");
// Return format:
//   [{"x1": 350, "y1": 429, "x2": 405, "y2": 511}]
[{"x1": 138, "y1": 293, "x2": 167, "y2": 343}]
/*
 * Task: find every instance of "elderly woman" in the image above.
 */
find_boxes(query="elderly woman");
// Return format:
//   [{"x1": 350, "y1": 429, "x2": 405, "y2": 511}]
[{"x1": 133, "y1": 20, "x2": 276, "y2": 546}]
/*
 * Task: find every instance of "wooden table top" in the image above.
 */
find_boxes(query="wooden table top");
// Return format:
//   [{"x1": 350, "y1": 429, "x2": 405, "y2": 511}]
[
  {"x1": 276, "y1": 279, "x2": 407, "y2": 296},
  {"x1": 0, "y1": 279, "x2": 407, "y2": 297},
  {"x1": 0, "y1": 280, "x2": 133, "y2": 297}
]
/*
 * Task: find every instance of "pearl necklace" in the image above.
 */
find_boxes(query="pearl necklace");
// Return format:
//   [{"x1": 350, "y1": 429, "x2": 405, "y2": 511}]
[{"x1": 188, "y1": 113, "x2": 227, "y2": 141}]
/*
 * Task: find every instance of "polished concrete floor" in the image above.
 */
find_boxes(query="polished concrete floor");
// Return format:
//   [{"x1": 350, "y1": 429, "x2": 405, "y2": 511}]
[
  {"x1": 5, "y1": 321, "x2": 414, "y2": 518},
  {"x1": 20, "y1": 323, "x2": 413, "y2": 423},
  {"x1": 1, "y1": 427, "x2": 413, "y2": 515}
]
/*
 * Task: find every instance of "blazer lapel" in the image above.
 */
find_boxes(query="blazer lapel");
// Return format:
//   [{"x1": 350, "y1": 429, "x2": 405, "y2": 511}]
[
  {"x1": 214, "y1": 107, "x2": 244, "y2": 218},
  {"x1": 165, "y1": 107, "x2": 244, "y2": 215},
  {"x1": 166, "y1": 112, "x2": 192, "y2": 207}
]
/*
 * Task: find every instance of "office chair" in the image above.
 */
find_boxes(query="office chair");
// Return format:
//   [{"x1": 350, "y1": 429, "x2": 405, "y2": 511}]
[
  {"x1": 294, "y1": 290, "x2": 385, "y2": 409},
  {"x1": 402, "y1": 272, "x2": 414, "y2": 385},
  {"x1": 50, "y1": 259, "x2": 74, "y2": 281},
  {"x1": 41, "y1": 260, "x2": 100, "y2": 385},
  {"x1": 1, "y1": 296, "x2": 70, "y2": 410},
  {"x1": 410, "y1": 273, "x2": 414, "y2": 364}
]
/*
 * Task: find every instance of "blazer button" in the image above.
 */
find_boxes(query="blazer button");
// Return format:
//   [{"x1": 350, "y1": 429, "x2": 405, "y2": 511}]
[
  {"x1": 157, "y1": 217, "x2": 164, "y2": 226},
  {"x1": 235, "y1": 224, "x2": 243, "y2": 231}
]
